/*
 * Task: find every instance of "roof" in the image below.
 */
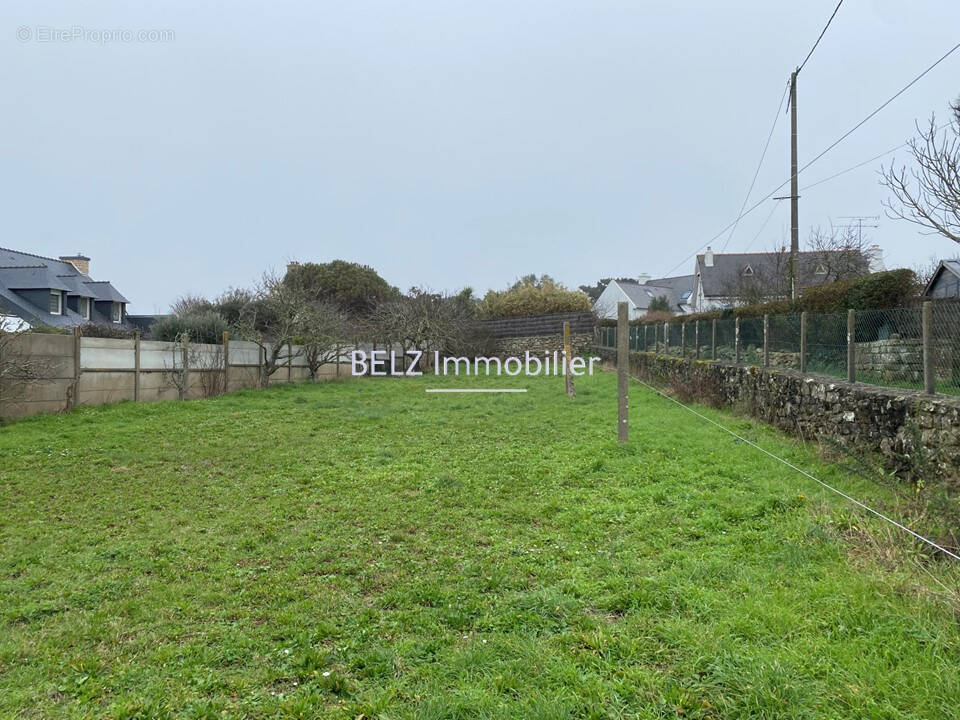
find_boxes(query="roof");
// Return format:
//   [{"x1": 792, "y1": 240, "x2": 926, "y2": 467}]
[
  {"x1": 84, "y1": 281, "x2": 128, "y2": 303},
  {"x1": 922, "y1": 259, "x2": 960, "y2": 297},
  {"x1": 0, "y1": 246, "x2": 131, "y2": 328},
  {"x1": 694, "y1": 250, "x2": 868, "y2": 297},
  {"x1": 613, "y1": 275, "x2": 695, "y2": 312}
]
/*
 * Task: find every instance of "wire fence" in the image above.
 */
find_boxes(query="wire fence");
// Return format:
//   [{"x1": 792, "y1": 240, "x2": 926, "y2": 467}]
[{"x1": 598, "y1": 300, "x2": 960, "y2": 396}]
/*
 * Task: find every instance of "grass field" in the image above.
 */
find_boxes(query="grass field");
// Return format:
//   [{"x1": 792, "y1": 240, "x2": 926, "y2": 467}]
[{"x1": 1, "y1": 371, "x2": 959, "y2": 719}]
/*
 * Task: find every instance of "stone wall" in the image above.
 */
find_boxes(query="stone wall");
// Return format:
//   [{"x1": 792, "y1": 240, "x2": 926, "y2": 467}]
[
  {"x1": 490, "y1": 332, "x2": 594, "y2": 358},
  {"x1": 855, "y1": 336, "x2": 923, "y2": 382},
  {"x1": 595, "y1": 347, "x2": 960, "y2": 482}
]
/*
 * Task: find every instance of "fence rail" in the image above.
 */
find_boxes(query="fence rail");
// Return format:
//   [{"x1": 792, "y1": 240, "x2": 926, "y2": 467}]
[{"x1": 597, "y1": 300, "x2": 960, "y2": 396}]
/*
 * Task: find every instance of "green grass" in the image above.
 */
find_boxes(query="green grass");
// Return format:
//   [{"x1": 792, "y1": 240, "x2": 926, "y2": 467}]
[{"x1": 1, "y1": 372, "x2": 959, "y2": 719}]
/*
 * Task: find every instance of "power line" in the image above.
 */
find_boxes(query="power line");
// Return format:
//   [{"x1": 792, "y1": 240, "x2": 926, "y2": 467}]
[
  {"x1": 742, "y1": 200, "x2": 782, "y2": 253},
  {"x1": 797, "y1": 0, "x2": 845, "y2": 74},
  {"x1": 658, "y1": 41, "x2": 960, "y2": 278},
  {"x1": 629, "y1": 374, "x2": 960, "y2": 562},
  {"x1": 800, "y1": 121, "x2": 953, "y2": 192},
  {"x1": 720, "y1": 81, "x2": 790, "y2": 252}
]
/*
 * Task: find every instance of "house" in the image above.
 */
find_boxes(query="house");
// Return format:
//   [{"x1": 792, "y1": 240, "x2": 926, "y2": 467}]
[
  {"x1": 594, "y1": 274, "x2": 695, "y2": 320},
  {"x1": 0, "y1": 248, "x2": 132, "y2": 330},
  {"x1": 922, "y1": 259, "x2": 960, "y2": 299},
  {"x1": 690, "y1": 245, "x2": 880, "y2": 311}
]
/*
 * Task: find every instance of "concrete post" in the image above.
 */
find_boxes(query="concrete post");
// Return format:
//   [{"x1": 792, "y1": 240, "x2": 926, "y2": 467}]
[
  {"x1": 286, "y1": 343, "x2": 293, "y2": 383},
  {"x1": 69, "y1": 326, "x2": 81, "y2": 411},
  {"x1": 643, "y1": 324, "x2": 648, "y2": 352},
  {"x1": 847, "y1": 309, "x2": 855, "y2": 384},
  {"x1": 711, "y1": 318, "x2": 717, "y2": 361},
  {"x1": 923, "y1": 301, "x2": 935, "y2": 395},
  {"x1": 695, "y1": 320, "x2": 700, "y2": 360},
  {"x1": 763, "y1": 314, "x2": 770, "y2": 368},
  {"x1": 335, "y1": 343, "x2": 341, "y2": 377},
  {"x1": 133, "y1": 330, "x2": 141, "y2": 402},
  {"x1": 799, "y1": 312, "x2": 808, "y2": 373},
  {"x1": 617, "y1": 302, "x2": 629, "y2": 444},
  {"x1": 680, "y1": 322, "x2": 686, "y2": 358},
  {"x1": 222, "y1": 331, "x2": 230, "y2": 393},
  {"x1": 664, "y1": 322, "x2": 670, "y2": 355},
  {"x1": 181, "y1": 336, "x2": 190, "y2": 401},
  {"x1": 734, "y1": 317, "x2": 741, "y2": 364}
]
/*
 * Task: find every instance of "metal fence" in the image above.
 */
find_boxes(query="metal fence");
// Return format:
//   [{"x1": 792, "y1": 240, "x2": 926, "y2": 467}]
[{"x1": 597, "y1": 300, "x2": 960, "y2": 396}]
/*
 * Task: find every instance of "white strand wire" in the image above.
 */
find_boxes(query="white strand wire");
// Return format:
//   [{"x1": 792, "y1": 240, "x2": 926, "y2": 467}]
[{"x1": 628, "y1": 373, "x2": 960, "y2": 562}]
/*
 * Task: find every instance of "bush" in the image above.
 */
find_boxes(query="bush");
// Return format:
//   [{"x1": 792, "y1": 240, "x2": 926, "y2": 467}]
[
  {"x1": 150, "y1": 311, "x2": 228, "y2": 344},
  {"x1": 642, "y1": 269, "x2": 917, "y2": 325},
  {"x1": 76, "y1": 323, "x2": 135, "y2": 339},
  {"x1": 478, "y1": 276, "x2": 592, "y2": 319}
]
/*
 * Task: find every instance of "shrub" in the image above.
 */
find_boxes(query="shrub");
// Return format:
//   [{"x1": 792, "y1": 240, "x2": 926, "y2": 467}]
[
  {"x1": 150, "y1": 311, "x2": 228, "y2": 344},
  {"x1": 76, "y1": 323, "x2": 135, "y2": 339},
  {"x1": 478, "y1": 276, "x2": 592, "y2": 319},
  {"x1": 643, "y1": 269, "x2": 917, "y2": 325}
]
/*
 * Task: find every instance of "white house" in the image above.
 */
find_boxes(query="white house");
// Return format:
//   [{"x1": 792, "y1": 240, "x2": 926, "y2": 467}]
[{"x1": 594, "y1": 275, "x2": 695, "y2": 320}]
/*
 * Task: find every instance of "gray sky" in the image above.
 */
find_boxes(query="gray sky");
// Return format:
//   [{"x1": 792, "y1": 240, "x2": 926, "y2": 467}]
[{"x1": 2, "y1": 0, "x2": 958, "y2": 312}]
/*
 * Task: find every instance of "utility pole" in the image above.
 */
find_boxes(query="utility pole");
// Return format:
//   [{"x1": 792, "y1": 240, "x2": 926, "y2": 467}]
[{"x1": 789, "y1": 69, "x2": 799, "y2": 300}]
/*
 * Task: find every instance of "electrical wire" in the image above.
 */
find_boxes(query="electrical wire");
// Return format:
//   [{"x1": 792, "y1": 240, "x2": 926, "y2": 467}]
[
  {"x1": 720, "y1": 81, "x2": 790, "y2": 252},
  {"x1": 797, "y1": 0, "x2": 845, "y2": 74},
  {"x1": 742, "y1": 200, "x2": 782, "y2": 253},
  {"x1": 628, "y1": 373, "x2": 960, "y2": 562},
  {"x1": 657, "y1": 41, "x2": 960, "y2": 279}
]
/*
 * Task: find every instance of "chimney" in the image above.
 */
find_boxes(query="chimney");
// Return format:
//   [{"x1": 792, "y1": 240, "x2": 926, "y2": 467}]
[
  {"x1": 637, "y1": 273, "x2": 651, "y2": 285},
  {"x1": 866, "y1": 244, "x2": 885, "y2": 272},
  {"x1": 60, "y1": 253, "x2": 90, "y2": 275},
  {"x1": 704, "y1": 247, "x2": 714, "y2": 268},
  {"x1": 286, "y1": 260, "x2": 301, "y2": 274}
]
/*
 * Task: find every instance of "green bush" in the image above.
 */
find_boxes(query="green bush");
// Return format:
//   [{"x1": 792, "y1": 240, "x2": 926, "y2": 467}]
[
  {"x1": 639, "y1": 269, "x2": 917, "y2": 325},
  {"x1": 76, "y1": 323, "x2": 135, "y2": 339},
  {"x1": 151, "y1": 311, "x2": 228, "y2": 344},
  {"x1": 478, "y1": 276, "x2": 592, "y2": 319}
]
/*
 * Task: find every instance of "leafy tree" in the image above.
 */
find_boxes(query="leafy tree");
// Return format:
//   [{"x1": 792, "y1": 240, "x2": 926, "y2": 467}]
[
  {"x1": 647, "y1": 295, "x2": 673, "y2": 314},
  {"x1": 579, "y1": 277, "x2": 637, "y2": 302},
  {"x1": 284, "y1": 260, "x2": 399, "y2": 316},
  {"x1": 479, "y1": 276, "x2": 592, "y2": 319}
]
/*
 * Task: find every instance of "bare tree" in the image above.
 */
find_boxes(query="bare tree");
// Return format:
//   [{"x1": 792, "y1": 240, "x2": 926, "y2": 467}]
[
  {"x1": 805, "y1": 224, "x2": 871, "y2": 282},
  {"x1": 0, "y1": 319, "x2": 53, "y2": 417},
  {"x1": 231, "y1": 273, "x2": 307, "y2": 388},
  {"x1": 301, "y1": 300, "x2": 347, "y2": 380},
  {"x1": 882, "y1": 106, "x2": 960, "y2": 245}
]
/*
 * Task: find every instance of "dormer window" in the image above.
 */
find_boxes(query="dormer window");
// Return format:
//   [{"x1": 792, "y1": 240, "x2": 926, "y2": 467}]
[
  {"x1": 111, "y1": 302, "x2": 122, "y2": 323},
  {"x1": 79, "y1": 296, "x2": 91, "y2": 320},
  {"x1": 815, "y1": 264, "x2": 828, "y2": 275},
  {"x1": 49, "y1": 291, "x2": 62, "y2": 315},
  {"x1": 742, "y1": 265, "x2": 754, "y2": 276}
]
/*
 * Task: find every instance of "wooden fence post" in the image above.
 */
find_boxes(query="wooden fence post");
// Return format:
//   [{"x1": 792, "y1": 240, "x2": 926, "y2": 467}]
[
  {"x1": 617, "y1": 302, "x2": 629, "y2": 444},
  {"x1": 563, "y1": 321, "x2": 575, "y2": 398},
  {"x1": 695, "y1": 320, "x2": 700, "y2": 360},
  {"x1": 133, "y1": 330, "x2": 141, "y2": 402},
  {"x1": 711, "y1": 318, "x2": 717, "y2": 360},
  {"x1": 287, "y1": 343, "x2": 293, "y2": 383},
  {"x1": 643, "y1": 324, "x2": 648, "y2": 352},
  {"x1": 847, "y1": 309, "x2": 855, "y2": 384},
  {"x1": 222, "y1": 331, "x2": 230, "y2": 393},
  {"x1": 335, "y1": 343, "x2": 341, "y2": 377},
  {"x1": 763, "y1": 314, "x2": 770, "y2": 368},
  {"x1": 734, "y1": 317, "x2": 741, "y2": 364},
  {"x1": 664, "y1": 322, "x2": 670, "y2": 355},
  {"x1": 680, "y1": 322, "x2": 686, "y2": 358},
  {"x1": 800, "y1": 312, "x2": 807, "y2": 374},
  {"x1": 922, "y1": 301, "x2": 935, "y2": 394}
]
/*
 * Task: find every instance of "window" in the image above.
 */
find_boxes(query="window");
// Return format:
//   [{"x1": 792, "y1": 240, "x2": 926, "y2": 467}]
[
  {"x1": 49, "y1": 291, "x2": 62, "y2": 315},
  {"x1": 111, "y1": 302, "x2": 122, "y2": 323},
  {"x1": 79, "y1": 297, "x2": 90, "y2": 320}
]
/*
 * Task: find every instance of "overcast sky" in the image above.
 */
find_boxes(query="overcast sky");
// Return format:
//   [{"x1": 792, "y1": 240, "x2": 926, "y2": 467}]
[{"x1": 2, "y1": 1, "x2": 958, "y2": 312}]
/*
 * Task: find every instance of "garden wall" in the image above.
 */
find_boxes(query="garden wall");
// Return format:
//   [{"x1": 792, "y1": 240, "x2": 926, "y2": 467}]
[
  {"x1": 596, "y1": 348, "x2": 960, "y2": 481},
  {"x1": 0, "y1": 333, "x2": 352, "y2": 420},
  {"x1": 481, "y1": 312, "x2": 596, "y2": 356}
]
